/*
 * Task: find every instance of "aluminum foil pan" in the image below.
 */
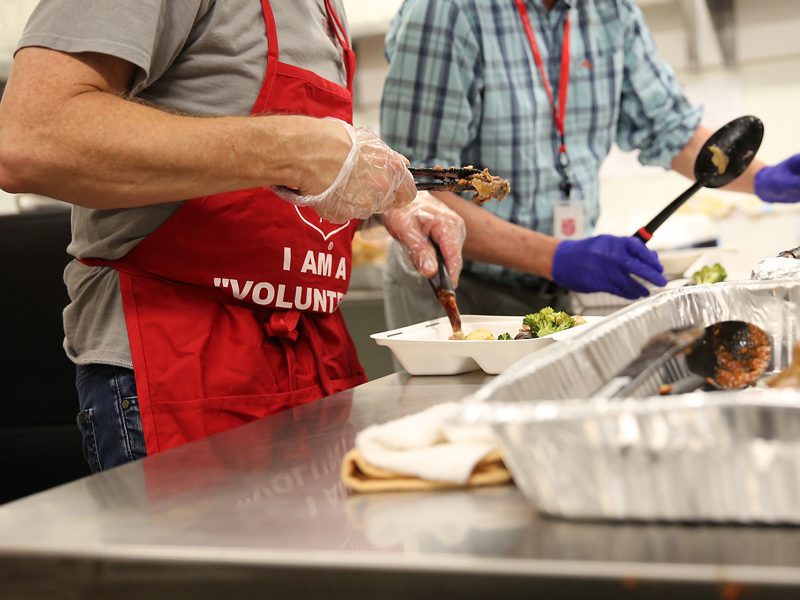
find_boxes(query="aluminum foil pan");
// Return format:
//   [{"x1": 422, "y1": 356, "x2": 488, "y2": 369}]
[
  {"x1": 752, "y1": 257, "x2": 800, "y2": 281},
  {"x1": 457, "y1": 280, "x2": 800, "y2": 523},
  {"x1": 459, "y1": 391, "x2": 800, "y2": 523},
  {"x1": 466, "y1": 280, "x2": 800, "y2": 404}
]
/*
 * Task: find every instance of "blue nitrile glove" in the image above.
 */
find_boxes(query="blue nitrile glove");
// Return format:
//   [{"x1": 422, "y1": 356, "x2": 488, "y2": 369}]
[
  {"x1": 552, "y1": 235, "x2": 667, "y2": 300},
  {"x1": 755, "y1": 154, "x2": 800, "y2": 204}
]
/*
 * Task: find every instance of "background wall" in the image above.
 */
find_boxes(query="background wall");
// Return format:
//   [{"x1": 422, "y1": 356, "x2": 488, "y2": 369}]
[{"x1": 3, "y1": 0, "x2": 800, "y2": 230}]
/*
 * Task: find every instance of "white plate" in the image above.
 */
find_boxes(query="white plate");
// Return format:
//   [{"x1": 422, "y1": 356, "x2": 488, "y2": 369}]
[
  {"x1": 371, "y1": 314, "x2": 604, "y2": 376},
  {"x1": 572, "y1": 278, "x2": 691, "y2": 311},
  {"x1": 681, "y1": 248, "x2": 750, "y2": 281},
  {"x1": 657, "y1": 248, "x2": 709, "y2": 278}
]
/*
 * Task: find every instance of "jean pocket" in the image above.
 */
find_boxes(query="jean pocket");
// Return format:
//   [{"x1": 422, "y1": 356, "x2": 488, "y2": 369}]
[
  {"x1": 118, "y1": 396, "x2": 147, "y2": 460},
  {"x1": 76, "y1": 408, "x2": 102, "y2": 473}
]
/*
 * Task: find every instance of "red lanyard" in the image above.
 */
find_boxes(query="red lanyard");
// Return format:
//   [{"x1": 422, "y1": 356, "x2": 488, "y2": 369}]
[{"x1": 514, "y1": 0, "x2": 573, "y2": 193}]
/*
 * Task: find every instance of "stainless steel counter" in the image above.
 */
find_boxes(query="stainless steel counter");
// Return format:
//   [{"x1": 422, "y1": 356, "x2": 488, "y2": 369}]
[{"x1": 2, "y1": 372, "x2": 800, "y2": 599}]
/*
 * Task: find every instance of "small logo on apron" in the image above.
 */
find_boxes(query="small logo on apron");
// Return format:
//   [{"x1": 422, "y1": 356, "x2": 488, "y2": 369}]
[{"x1": 294, "y1": 206, "x2": 351, "y2": 241}]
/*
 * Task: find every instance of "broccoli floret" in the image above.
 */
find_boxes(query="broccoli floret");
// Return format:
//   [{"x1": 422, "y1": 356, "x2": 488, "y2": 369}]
[
  {"x1": 691, "y1": 263, "x2": 727, "y2": 284},
  {"x1": 522, "y1": 307, "x2": 575, "y2": 337},
  {"x1": 497, "y1": 332, "x2": 513, "y2": 340}
]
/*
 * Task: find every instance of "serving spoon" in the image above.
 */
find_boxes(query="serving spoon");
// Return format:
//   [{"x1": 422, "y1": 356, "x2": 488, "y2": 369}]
[
  {"x1": 633, "y1": 115, "x2": 764, "y2": 243},
  {"x1": 593, "y1": 320, "x2": 771, "y2": 398}
]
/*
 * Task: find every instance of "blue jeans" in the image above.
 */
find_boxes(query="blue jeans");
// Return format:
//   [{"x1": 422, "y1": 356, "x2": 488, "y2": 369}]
[{"x1": 75, "y1": 364, "x2": 147, "y2": 473}]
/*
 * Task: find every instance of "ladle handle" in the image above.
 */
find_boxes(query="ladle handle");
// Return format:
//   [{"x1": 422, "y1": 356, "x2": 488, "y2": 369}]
[{"x1": 633, "y1": 181, "x2": 704, "y2": 243}]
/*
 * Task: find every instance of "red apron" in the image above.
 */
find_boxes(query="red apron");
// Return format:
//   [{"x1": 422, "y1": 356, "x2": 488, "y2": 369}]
[{"x1": 83, "y1": 0, "x2": 366, "y2": 455}]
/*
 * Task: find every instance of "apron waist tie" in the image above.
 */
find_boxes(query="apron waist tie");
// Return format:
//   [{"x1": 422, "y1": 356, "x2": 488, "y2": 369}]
[
  {"x1": 302, "y1": 315, "x2": 338, "y2": 397},
  {"x1": 261, "y1": 310, "x2": 301, "y2": 392},
  {"x1": 264, "y1": 310, "x2": 301, "y2": 341},
  {"x1": 261, "y1": 310, "x2": 336, "y2": 396}
]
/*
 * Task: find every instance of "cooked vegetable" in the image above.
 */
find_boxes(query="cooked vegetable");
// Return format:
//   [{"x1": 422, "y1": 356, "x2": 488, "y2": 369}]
[
  {"x1": 497, "y1": 333, "x2": 513, "y2": 340},
  {"x1": 691, "y1": 263, "x2": 728, "y2": 284},
  {"x1": 523, "y1": 307, "x2": 577, "y2": 338},
  {"x1": 465, "y1": 327, "x2": 494, "y2": 341}
]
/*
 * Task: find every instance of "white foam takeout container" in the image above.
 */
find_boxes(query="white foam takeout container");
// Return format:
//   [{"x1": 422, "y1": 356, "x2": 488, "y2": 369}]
[{"x1": 371, "y1": 314, "x2": 603, "y2": 376}]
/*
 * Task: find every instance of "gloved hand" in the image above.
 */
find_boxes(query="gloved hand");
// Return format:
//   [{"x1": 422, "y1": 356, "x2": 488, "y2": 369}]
[
  {"x1": 552, "y1": 235, "x2": 667, "y2": 300},
  {"x1": 282, "y1": 118, "x2": 416, "y2": 223},
  {"x1": 755, "y1": 154, "x2": 800, "y2": 204},
  {"x1": 381, "y1": 191, "x2": 466, "y2": 285}
]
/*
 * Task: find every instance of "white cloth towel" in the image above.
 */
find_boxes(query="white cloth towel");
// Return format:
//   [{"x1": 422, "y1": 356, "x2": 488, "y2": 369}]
[{"x1": 355, "y1": 402, "x2": 497, "y2": 485}]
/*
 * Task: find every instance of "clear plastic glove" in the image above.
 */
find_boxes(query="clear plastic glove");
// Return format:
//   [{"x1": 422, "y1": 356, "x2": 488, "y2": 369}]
[
  {"x1": 755, "y1": 154, "x2": 800, "y2": 203},
  {"x1": 282, "y1": 119, "x2": 416, "y2": 224},
  {"x1": 381, "y1": 191, "x2": 466, "y2": 285},
  {"x1": 552, "y1": 235, "x2": 667, "y2": 300}
]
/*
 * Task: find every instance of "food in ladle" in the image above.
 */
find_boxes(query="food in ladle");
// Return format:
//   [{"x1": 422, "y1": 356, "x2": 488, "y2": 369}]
[{"x1": 708, "y1": 144, "x2": 730, "y2": 175}]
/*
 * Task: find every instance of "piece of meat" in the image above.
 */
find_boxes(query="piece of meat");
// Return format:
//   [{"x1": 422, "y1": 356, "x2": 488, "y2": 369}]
[
  {"x1": 711, "y1": 323, "x2": 771, "y2": 389},
  {"x1": 461, "y1": 169, "x2": 511, "y2": 204}
]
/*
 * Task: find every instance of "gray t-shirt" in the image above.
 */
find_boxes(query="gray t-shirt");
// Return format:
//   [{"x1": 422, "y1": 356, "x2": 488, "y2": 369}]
[{"x1": 16, "y1": 0, "x2": 349, "y2": 368}]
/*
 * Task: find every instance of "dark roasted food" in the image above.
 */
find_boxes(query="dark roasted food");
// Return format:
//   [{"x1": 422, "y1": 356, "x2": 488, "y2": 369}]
[
  {"x1": 461, "y1": 168, "x2": 510, "y2": 204},
  {"x1": 702, "y1": 322, "x2": 771, "y2": 389}
]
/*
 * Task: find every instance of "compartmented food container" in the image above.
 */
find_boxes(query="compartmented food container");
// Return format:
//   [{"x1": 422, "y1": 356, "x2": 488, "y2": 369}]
[
  {"x1": 459, "y1": 279, "x2": 800, "y2": 523},
  {"x1": 371, "y1": 315, "x2": 603, "y2": 376}
]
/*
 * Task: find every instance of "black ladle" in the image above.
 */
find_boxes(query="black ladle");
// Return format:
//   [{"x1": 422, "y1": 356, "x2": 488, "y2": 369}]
[
  {"x1": 633, "y1": 116, "x2": 764, "y2": 243},
  {"x1": 594, "y1": 320, "x2": 771, "y2": 398}
]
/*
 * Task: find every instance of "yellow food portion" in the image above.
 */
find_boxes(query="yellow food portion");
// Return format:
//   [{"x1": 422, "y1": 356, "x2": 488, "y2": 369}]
[
  {"x1": 351, "y1": 230, "x2": 389, "y2": 267},
  {"x1": 465, "y1": 328, "x2": 494, "y2": 341},
  {"x1": 709, "y1": 144, "x2": 730, "y2": 175}
]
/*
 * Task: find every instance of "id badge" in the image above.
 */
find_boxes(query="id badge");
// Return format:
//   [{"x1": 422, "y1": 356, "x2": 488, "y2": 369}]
[{"x1": 553, "y1": 194, "x2": 585, "y2": 240}]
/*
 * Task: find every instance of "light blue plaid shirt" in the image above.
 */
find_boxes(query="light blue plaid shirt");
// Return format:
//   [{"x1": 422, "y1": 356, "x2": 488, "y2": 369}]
[{"x1": 381, "y1": 0, "x2": 702, "y2": 286}]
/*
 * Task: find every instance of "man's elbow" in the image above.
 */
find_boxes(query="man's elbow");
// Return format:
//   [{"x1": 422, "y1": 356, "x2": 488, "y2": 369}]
[{"x1": 0, "y1": 130, "x2": 43, "y2": 194}]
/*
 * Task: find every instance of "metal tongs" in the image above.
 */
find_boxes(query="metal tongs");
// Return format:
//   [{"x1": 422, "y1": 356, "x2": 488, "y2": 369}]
[
  {"x1": 428, "y1": 240, "x2": 463, "y2": 338},
  {"x1": 592, "y1": 321, "x2": 771, "y2": 399},
  {"x1": 778, "y1": 246, "x2": 800, "y2": 259},
  {"x1": 409, "y1": 166, "x2": 483, "y2": 194}
]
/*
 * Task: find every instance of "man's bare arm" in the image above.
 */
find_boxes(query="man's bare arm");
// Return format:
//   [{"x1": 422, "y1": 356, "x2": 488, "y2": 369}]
[
  {"x1": 671, "y1": 126, "x2": 765, "y2": 194},
  {"x1": 431, "y1": 191, "x2": 559, "y2": 280},
  {"x1": 0, "y1": 48, "x2": 352, "y2": 208}
]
